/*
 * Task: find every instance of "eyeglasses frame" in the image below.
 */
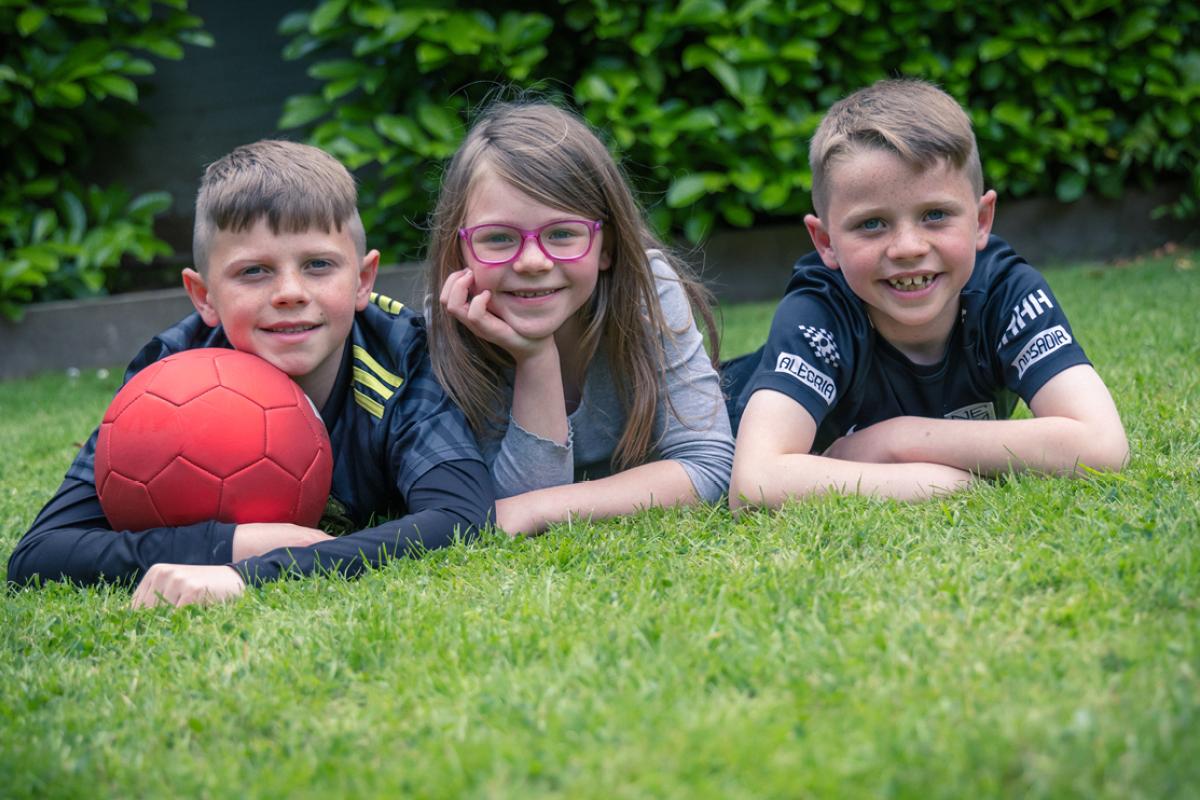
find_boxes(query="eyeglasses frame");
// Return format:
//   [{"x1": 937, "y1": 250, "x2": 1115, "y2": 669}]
[{"x1": 458, "y1": 219, "x2": 604, "y2": 266}]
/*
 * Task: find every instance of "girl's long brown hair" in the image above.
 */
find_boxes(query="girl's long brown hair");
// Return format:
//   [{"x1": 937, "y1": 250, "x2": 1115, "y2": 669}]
[{"x1": 426, "y1": 100, "x2": 719, "y2": 470}]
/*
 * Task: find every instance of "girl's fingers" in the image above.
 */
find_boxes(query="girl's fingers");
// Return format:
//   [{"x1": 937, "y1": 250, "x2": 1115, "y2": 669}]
[
  {"x1": 440, "y1": 269, "x2": 472, "y2": 311},
  {"x1": 466, "y1": 289, "x2": 493, "y2": 325}
]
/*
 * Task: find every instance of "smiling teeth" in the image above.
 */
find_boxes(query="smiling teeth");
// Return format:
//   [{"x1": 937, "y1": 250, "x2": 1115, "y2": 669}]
[
  {"x1": 272, "y1": 324, "x2": 315, "y2": 333},
  {"x1": 510, "y1": 289, "x2": 557, "y2": 298},
  {"x1": 888, "y1": 275, "x2": 934, "y2": 291}
]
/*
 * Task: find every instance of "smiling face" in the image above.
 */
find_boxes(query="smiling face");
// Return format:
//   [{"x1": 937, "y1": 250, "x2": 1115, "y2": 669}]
[
  {"x1": 183, "y1": 218, "x2": 378, "y2": 408},
  {"x1": 804, "y1": 147, "x2": 996, "y2": 363},
  {"x1": 461, "y1": 167, "x2": 609, "y2": 343}
]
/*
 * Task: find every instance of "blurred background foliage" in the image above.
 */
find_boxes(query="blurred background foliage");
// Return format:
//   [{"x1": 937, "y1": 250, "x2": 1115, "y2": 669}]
[
  {"x1": 278, "y1": 0, "x2": 1200, "y2": 257},
  {"x1": 2, "y1": 0, "x2": 1198, "y2": 318},
  {"x1": 0, "y1": 0, "x2": 211, "y2": 320}
]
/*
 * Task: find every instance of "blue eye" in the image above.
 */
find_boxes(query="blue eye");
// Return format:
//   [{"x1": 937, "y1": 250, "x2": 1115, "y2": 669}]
[
  {"x1": 308, "y1": 259, "x2": 333, "y2": 270},
  {"x1": 926, "y1": 209, "x2": 945, "y2": 222},
  {"x1": 241, "y1": 264, "x2": 266, "y2": 277},
  {"x1": 861, "y1": 218, "x2": 883, "y2": 231},
  {"x1": 545, "y1": 226, "x2": 581, "y2": 242}
]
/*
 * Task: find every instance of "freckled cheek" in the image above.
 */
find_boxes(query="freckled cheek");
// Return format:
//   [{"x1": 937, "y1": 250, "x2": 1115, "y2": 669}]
[{"x1": 468, "y1": 263, "x2": 503, "y2": 294}]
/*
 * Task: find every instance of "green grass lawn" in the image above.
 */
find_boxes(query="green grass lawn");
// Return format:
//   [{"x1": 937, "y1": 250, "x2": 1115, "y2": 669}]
[{"x1": 2, "y1": 253, "x2": 1198, "y2": 798}]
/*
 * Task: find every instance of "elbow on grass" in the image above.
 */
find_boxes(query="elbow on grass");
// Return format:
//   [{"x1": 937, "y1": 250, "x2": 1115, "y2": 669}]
[{"x1": 1076, "y1": 430, "x2": 1131, "y2": 476}]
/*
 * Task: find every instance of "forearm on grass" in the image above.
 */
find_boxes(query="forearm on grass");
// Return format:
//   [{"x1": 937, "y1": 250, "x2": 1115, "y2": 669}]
[
  {"x1": 496, "y1": 458, "x2": 699, "y2": 536},
  {"x1": 850, "y1": 366, "x2": 1129, "y2": 476},
  {"x1": 860, "y1": 415, "x2": 1129, "y2": 477},
  {"x1": 6, "y1": 477, "x2": 236, "y2": 587},
  {"x1": 729, "y1": 450, "x2": 974, "y2": 509},
  {"x1": 233, "y1": 459, "x2": 495, "y2": 586}
]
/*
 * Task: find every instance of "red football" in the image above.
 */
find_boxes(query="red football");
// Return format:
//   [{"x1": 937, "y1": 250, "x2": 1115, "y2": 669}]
[{"x1": 95, "y1": 348, "x2": 333, "y2": 531}]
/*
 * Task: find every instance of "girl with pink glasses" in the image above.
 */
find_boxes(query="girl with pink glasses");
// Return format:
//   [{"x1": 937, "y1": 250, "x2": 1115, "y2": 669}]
[{"x1": 427, "y1": 100, "x2": 733, "y2": 535}]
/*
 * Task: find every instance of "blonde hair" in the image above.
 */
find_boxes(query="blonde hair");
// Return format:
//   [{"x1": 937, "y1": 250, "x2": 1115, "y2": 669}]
[
  {"x1": 426, "y1": 100, "x2": 719, "y2": 470},
  {"x1": 809, "y1": 78, "x2": 983, "y2": 216},
  {"x1": 192, "y1": 139, "x2": 365, "y2": 270}
]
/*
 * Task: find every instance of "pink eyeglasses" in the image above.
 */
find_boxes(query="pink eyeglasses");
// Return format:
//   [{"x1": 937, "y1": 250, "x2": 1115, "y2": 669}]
[{"x1": 459, "y1": 219, "x2": 603, "y2": 266}]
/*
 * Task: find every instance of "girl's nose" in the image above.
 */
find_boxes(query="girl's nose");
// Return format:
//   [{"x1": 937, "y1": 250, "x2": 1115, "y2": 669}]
[{"x1": 511, "y1": 234, "x2": 554, "y2": 274}]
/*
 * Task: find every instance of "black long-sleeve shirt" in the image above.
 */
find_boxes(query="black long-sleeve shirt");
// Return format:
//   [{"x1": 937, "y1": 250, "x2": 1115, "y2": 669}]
[{"x1": 8, "y1": 296, "x2": 495, "y2": 588}]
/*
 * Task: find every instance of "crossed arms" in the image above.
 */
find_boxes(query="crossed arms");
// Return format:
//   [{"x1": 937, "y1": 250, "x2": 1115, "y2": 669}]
[{"x1": 730, "y1": 363, "x2": 1128, "y2": 508}]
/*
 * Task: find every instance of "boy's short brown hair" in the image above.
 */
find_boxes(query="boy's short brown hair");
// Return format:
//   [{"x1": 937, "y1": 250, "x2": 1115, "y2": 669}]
[
  {"x1": 809, "y1": 78, "x2": 983, "y2": 216},
  {"x1": 192, "y1": 139, "x2": 365, "y2": 271}
]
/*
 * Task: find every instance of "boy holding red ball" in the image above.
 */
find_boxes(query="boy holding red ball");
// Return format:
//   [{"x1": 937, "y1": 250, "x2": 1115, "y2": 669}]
[{"x1": 8, "y1": 140, "x2": 494, "y2": 608}]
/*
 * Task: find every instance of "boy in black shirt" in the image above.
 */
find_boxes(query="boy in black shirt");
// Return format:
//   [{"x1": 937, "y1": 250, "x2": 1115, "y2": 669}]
[
  {"x1": 727, "y1": 79, "x2": 1128, "y2": 506},
  {"x1": 9, "y1": 140, "x2": 494, "y2": 607}
]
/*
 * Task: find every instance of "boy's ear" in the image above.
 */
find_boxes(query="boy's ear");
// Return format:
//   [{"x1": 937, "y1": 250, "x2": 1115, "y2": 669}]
[
  {"x1": 182, "y1": 267, "x2": 221, "y2": 327},
  {"x1": 975, "y1": 190, "x2": 998, "y2": 250},
  {"x1": 804, "y1": 214, "x2": 840, "y2": 270},
  {"x1": 355, "y1": 249, "x2": 381, "y2": 310}
]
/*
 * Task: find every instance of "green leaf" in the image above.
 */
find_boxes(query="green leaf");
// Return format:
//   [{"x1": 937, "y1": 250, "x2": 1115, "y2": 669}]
[
  {"x1": 682, "y1": 44, "x2": 716, "y2": 70},
  {"x1": 31, "y1": 210, "x2": 57, "y2": 243},
  {"x1": 576, "y1": 73, "x2": 615, "y2": 103},
  {"x1": 323, "y1": 77, "x2": 360, "y2": 102},
  {"x1": 375, "y1": 114, "x2": 424, "y2": 147},
  {"x1": 721, "y1": 203, "x2": 754, "y2": 227},
  {"x1": 416, "y1": 102, "x2": 459, "y2": 141},
  {"x1": 310, "y1": 0, "x2": 349, "y2": 34},
  {"x1": 17, "y1": 7, "x2": 48, "y2": 36},
  {"x1": 121, "y1": 58, "x2": 156, "y2": 77},
  {"x1": 52, "y1": 82, "x2": 87, "y2": 106},
  {"x1": 60, "y1": 191, "x2": 87, "y2": 244},
  {"x1": 1055, "y1": 170, "x2": 1087, "y2": 202},
  {"x1": 667, "y1": 173, "x2": 727, "y2": 207},
  {"x1": 780, "y1": 38, "x2": 819, "y2": 63},
  {"x1": 278, "y1": 11, "x2": 310, "y2": 36},
  {"x1": 707, "y1": 58, "x2": 740, "y2": 97},
  {"x1": 128, "y1": 191, "x2": 172, "y2": 217},
  {"x1": 435, "y1": 12, "x2": 495, "y2": 55},
  {"x1": 381, "y1": 9, "x2": 429, "y2": 41},
  {"x1": 758, "y1": 181, "x2": 791, "y2": 210},
  {"x1": 672, "y1": 0, "x2": 726, "y2": 25},
  {"x1": 90, "y1": 75, "x2": 139, "y2": 103},
  {"x1": 25, "y1": 178, "x2": 58, "y2": 198},
  {"x1": 979, "y1": 38, "x2": 1013, "y2": 62},
  {"x1": 673, "y1": 108, "x2": 719, "y2": 132},
  {"x1": 683, "y1": 210, "x2": 714, "y2": 243},
  {"x1": 309, "y1": 59, "x2": 363, "y2": 81},
  {"x1": 1018, "y1": 47, "x2": 1048, "y2": 72},
  {"x1": 279, "y1": 95, "x2": 330, "y2": 129},
  {"x1": 415, "y1": 42, "x2": 450, "y2": 71},
  {"x1": 56, "y1": 6, "x2": 106, "y2": 24},
  {"x1": 1115, "y1": 9, "x2": 1157, "y2": 49},
  {"x1": 180, "y1": 30, "x2": 215, "y2": 48}
]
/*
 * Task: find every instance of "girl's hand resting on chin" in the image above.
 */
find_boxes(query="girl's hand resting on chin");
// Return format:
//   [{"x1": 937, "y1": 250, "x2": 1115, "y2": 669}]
[{"x1": 440, "y1": 269, "x2": 552, "y2": 363}]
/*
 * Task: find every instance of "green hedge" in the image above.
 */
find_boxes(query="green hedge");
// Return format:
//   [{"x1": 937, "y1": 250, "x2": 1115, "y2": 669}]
[
  {"x1": 279, "y1": 0, "x2": 1200, "y2": 259},
  {"x1": 0, "y1": 0, "x2": 210, "y2": 320}
]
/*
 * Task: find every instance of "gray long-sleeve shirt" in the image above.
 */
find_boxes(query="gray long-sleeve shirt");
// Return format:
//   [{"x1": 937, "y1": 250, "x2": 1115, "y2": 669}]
[{"x1": 483, "y1": 254, "x2": 734, "y2": 502}]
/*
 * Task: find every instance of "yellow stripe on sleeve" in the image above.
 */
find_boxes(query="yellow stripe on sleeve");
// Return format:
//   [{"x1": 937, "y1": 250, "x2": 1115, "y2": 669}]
[
  {"x1": 351, "y1": 345, "x2": 403, "y2": 388},
  {"x1": 353, "y1": 388, "x2": 385, "y2": 419},
  {"x1": 353, "y1": 366, "x2": 396, "y2": 401},
  {"x1": 369, "y1": 293, "x2": 404, "y2": 315}
]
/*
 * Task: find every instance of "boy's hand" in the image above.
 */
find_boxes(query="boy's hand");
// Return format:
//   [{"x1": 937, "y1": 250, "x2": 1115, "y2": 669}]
[
  {"x1": 232, "y1": 523, "x2": 333, "y2": 560},
  {"x1": 131, "y1": 564, "x2": 246, "y2": 609},
  {"x1": 440, "y1": 269, "x2": 552, "y2": 363}
]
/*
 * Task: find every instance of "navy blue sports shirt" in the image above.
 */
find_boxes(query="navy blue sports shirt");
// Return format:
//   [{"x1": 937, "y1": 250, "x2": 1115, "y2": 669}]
[
  {"x1": 8, "y1": 295, "x2": 494, "y2": 587},
  {"x1": 724, "y1": 235, "x2": 1092, "y2": 452}
]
